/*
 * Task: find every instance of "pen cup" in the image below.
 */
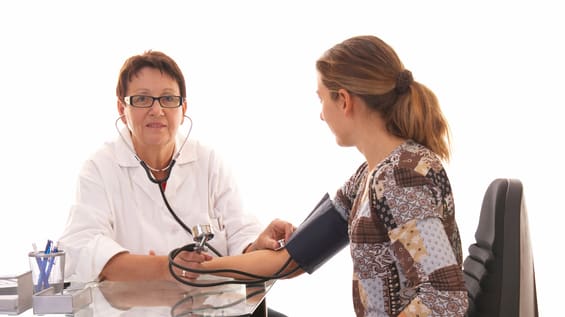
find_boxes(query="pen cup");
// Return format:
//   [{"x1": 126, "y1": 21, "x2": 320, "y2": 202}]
[{"x1": 28, "y1": 250, "x2": 65, "y2": 294}]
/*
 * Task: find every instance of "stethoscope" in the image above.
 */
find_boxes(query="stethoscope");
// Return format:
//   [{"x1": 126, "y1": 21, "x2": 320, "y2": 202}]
[{"x1": 115, "y1": 115, "x2": 298, "y2": 287}]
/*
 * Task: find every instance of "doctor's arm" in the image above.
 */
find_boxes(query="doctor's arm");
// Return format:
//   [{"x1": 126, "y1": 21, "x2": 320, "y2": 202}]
[
  {"x1": 100, "y1": 219, "x2": 296, "y2": 282},
  {"x1": 100, "y1": 251, "x2": 212, "y2": 281},
  {"x1": 243, "y1": 219, "x2": 295, "y2": 253},
  {"x1": 60, "y1": 160, "x2": 213, "y2": 283},
  {"x1": 99, "y1": 215, "x2": 297, "y2": 281}
]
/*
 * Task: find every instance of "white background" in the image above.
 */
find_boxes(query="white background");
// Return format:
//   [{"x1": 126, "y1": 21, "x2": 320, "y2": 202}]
[{"x1": 1, "y1": 1, "x2": 562, "y2": 316}]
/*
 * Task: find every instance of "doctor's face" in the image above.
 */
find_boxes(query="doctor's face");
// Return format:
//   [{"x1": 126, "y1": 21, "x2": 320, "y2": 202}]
[{"x1": 118, "y1": 67, "x2": 186, "y2": 150}]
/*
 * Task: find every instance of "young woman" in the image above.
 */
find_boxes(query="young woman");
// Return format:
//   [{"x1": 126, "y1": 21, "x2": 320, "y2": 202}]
[{"x1": 197, "y1": 35, "x2": 468, "y2": 316}]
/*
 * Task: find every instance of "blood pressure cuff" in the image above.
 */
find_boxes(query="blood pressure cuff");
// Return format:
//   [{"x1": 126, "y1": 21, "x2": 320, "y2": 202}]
[{"x1": 285, "y1": 193, "x2": 349, "y2": 274}]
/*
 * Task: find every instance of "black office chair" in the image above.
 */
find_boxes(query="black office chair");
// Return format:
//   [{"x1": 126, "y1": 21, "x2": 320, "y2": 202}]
[{"x1": 463, "y1": 178, "x2": 539, "y2": 317}]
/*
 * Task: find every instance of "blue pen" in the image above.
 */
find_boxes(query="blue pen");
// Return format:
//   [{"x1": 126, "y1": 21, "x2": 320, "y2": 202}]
[
  {"x1": 44, "y1": 240, "x2": 53, "y2": 254},
  {"x1": 41, "y1": 240, "x2": 55, "y2": 289},
  {"x1": 32, "y1": 243, "x2": 45, "y2": 293},
  {"x1": 43, "y1": 242, "x2": 59, "y2": 289},
  {"x1": 37, "y1": 240, "x2": 53, "y2": 290}
]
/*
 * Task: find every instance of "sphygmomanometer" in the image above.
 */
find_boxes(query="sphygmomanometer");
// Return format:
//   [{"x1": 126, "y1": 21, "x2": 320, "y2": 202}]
[{"x1": 168, "y1": 193, "x2": 350, "y2": 287}]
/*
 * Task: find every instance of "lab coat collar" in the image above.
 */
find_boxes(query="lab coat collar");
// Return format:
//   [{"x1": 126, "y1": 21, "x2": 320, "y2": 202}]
[
  {"x1": 114, "y1": 127, "x2": 199, "y2": 205},
  {"x1": 115, "y1": 127, "x2": 198, "y2": 168}
]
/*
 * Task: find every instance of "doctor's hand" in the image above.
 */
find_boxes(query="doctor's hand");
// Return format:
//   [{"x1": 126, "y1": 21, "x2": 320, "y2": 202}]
[
  {"x1": 246, "y1": 218, "x2": 296, "y2": 252},
  {"x1": 170, "y1": 250, "x2": 213, "y2": 281}
]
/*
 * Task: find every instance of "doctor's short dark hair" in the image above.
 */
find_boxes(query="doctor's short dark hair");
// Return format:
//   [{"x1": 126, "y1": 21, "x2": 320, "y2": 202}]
[{"x1": 116, "y1": 50, "x2": 187, "y2": 100}]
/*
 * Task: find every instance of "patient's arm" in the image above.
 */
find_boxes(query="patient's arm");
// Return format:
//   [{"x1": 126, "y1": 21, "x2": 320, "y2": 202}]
[{"x1": 198, "y1": 249, "x2": 304, "y2": 280}]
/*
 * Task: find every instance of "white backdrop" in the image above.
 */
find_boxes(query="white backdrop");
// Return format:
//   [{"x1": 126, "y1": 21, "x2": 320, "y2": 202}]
[{"x1": 1, "y1": 1, "x2": 562, "y2": 316}]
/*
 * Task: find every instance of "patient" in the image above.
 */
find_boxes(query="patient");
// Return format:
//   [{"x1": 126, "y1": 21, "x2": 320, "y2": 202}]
[{"x1": 188, "y1": 35, "x2": 469, "y2": 317}]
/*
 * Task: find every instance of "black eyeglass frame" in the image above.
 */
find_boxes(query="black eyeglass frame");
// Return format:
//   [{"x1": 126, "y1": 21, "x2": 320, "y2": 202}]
[{"x1": 124, "y1": 95, "x2": 184, "y2": 108}]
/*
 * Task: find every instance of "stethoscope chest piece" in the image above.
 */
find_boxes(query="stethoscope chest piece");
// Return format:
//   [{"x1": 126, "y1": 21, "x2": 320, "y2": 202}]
[{"x1": 192, "y1": 224, "x2": 214, "y2": 252}]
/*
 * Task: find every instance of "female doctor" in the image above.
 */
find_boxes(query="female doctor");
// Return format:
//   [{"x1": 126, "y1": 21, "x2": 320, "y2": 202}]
[{"x1": 58, "y1": 50, "x2": 294, "y2": 283}]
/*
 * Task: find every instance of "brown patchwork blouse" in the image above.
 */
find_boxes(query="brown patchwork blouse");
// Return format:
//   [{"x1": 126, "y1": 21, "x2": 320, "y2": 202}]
[{"x1": 334, "y1": 140, "x2": 468, "y2": 316}]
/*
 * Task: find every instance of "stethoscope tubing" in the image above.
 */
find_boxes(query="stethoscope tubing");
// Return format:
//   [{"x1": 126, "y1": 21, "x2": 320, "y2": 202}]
[
  {"x1": 116, "y1": 115, "x2": 296, "y2": 286},
  {"x1": 168, "y1": 243, "x2": 299, "y2": 287}
]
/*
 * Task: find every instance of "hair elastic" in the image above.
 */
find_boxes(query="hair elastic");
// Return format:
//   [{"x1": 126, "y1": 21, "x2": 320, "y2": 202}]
[{"x1": 395, "y1": 69, "x2": 413, "y2": 95}]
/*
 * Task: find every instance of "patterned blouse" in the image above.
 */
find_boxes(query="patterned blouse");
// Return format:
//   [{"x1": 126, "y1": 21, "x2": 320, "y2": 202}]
[{"x1": 334, "y1": 140, "x2": 468, "y2": 316}]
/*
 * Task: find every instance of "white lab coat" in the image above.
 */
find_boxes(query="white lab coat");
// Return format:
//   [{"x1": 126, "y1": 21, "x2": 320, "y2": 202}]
[{"x1": 59, "y1": 128, "x2": 263, "y2": 282}]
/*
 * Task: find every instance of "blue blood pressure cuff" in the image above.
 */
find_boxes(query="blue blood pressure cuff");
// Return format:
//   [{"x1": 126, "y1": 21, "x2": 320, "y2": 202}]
[{"x1": 285, "y1": 193, "x2": 349, "y2": 274}]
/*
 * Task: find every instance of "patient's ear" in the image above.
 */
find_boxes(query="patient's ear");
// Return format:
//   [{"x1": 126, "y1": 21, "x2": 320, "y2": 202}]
[{"x1": 338, "y1": 88, "x2": 354, "y2": 116}]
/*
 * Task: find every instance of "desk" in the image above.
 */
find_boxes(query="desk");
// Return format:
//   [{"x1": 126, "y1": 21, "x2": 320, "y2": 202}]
[{"x1": 3, "y1": 278, "x2": 274, "y2": 317}]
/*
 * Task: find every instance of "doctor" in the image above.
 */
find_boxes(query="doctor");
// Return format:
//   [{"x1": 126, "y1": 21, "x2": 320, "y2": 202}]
[{"x1": 58, "y1": 50, "x2": 294, "y2": 283}]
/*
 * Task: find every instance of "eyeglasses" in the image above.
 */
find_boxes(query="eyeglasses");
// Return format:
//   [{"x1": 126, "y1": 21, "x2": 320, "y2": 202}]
[{"x1": 124, "y1": 95, "x2": 183, "y2": 108}]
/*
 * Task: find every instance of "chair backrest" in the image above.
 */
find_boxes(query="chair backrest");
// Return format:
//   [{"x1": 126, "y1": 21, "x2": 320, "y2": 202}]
[{"x1": 463, "y1": 178, "x2": 538, "y2": 317}]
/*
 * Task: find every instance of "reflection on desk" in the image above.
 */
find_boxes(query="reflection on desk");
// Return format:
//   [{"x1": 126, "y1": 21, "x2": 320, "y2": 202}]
[
  {"x1": 98, "y1": 278, "x2": 273, "y2": 316},
  {"x1": 4, "y1": 277, "x2": 274, "y2": 317}
]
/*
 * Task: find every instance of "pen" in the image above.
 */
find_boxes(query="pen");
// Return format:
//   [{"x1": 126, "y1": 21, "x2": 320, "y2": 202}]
[
  {"x1": 43, "y1": 242, "x2": 59, "y2": 289},
  {"x1": 36, "y1": 240, "x2": 52, "y2": 291},
  {"x1": 42, "y1": 240, "x2": 54, "y2": 289},
  {"x1": 44, "y1": 240, "x2": 53, "y2": 254},
  {"x1": 32, "y1": 243, "x2": 45, "y2": 292},
  {"x1": 32, "y1": 242, "x2": 47, "y2": 292}
]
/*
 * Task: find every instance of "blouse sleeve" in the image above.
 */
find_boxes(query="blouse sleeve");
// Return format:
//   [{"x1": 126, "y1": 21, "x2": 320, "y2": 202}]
[
  {"x1": 333, "y1": 162, "x2": 368, "y2": 219},
  {"x1": 373, "y1": 167, "x2": 468, "y2": 315}
]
